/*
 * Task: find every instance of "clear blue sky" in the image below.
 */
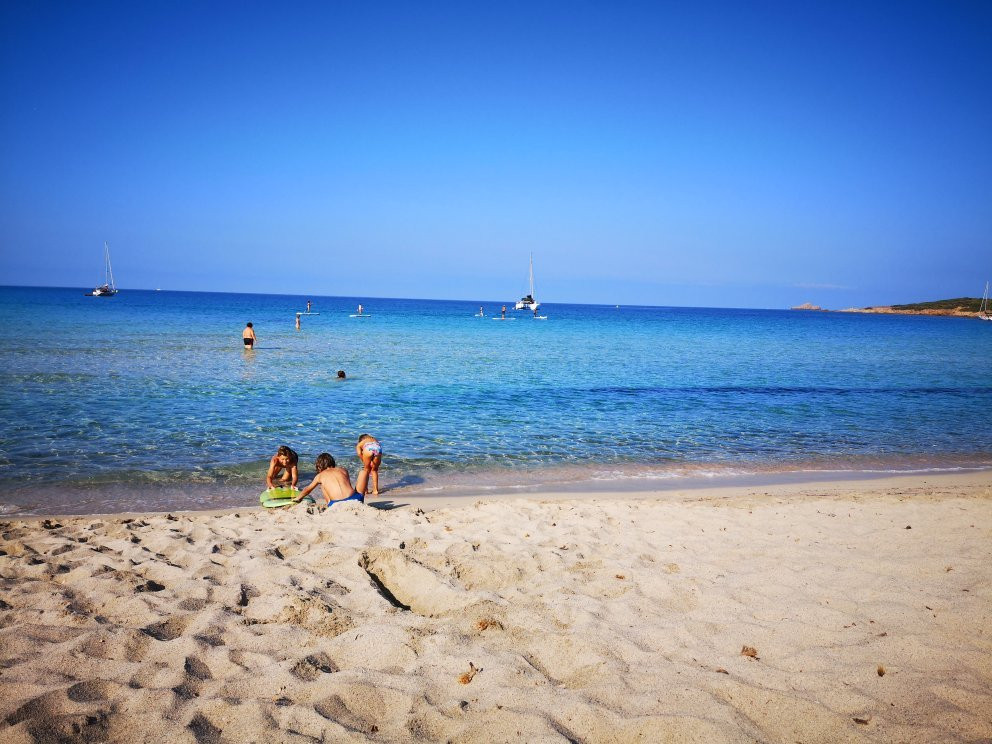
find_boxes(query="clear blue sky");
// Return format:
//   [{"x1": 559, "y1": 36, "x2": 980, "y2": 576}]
[{"x1": 1, "y1": 1, "x2": 989, "y2": 308}]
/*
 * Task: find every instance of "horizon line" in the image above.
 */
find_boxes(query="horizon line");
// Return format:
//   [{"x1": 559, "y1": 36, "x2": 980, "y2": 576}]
[{"x1": 0, "y1": 284, "x2": 805, "y2": 312}]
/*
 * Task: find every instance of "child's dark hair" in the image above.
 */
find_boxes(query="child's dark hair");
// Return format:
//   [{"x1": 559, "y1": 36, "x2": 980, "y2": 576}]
[
  {"x1": 277, "y1": 445, "x2": 298, "y2": 464},
  {"x1": 247, "y1": 322, "x2": 253, "y2": 328},
  {"x1": 314, "y1": 452, "x2": 335, "y2": 472}
]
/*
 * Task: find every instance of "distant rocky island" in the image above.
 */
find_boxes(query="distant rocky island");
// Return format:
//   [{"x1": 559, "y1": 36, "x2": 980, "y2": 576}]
[{"x1": 790, "y1": 302, "x2": 824, "y2": 311}]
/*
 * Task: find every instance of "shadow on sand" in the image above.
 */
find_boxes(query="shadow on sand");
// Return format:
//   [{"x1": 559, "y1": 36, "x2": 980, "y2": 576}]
[
  {"x1": 367, "y1": 500, "x2": 409, "y2": 511},
  {"x1": 363, "y1": 475, "x2": 427, "y2": 510}
]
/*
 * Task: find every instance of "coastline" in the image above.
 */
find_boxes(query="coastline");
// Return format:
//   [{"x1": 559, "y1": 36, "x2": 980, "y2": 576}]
[
  {"x1": 5, "y1": 460, "x2": 992, "y2": 517},
  {"x1": 837, "y1": 307, "x2": 986, "y2": 318},
  {"x1": 2, "y1": 471, "x2": 990, "y2": 741}
]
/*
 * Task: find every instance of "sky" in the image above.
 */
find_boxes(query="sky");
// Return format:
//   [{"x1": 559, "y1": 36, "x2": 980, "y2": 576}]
[{"x1": 1, "y1": 1, "x2": 990, "y2": 309}]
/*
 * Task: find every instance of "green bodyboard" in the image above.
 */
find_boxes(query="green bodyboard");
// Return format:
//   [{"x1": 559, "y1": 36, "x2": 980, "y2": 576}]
[{"x1": 260, "y1": 487, "x2": 299, "y2": 508}]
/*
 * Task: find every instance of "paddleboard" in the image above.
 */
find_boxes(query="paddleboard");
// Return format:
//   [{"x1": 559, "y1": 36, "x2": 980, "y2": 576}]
[
  {"x1": 260, "y1": 486, "x2": 298, "y2": 508},
  {"x1": 301, "y1": 312, "x2": 320, "y2": 316},
  {"x1": 533, "y1": 316, "x2": 548, "y2": 320},
  {"x1": 491, "y1": 317, "x2": 516, "y2": 321},
  {"x1": 474, "y1": 313, "x2": 485, "y2": 317},
  {"x1": 349, "y1": 314, "x2": 372, "y2": 318}
]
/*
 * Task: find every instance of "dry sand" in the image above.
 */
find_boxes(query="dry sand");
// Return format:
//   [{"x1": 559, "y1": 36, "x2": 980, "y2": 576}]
[{"x1": 1, "y1": 472, "x2": 990, "y2": 743}]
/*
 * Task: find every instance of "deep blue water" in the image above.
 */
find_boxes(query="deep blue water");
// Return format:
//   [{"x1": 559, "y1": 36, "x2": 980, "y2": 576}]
[{"x1": 0, "y1": 286, "x2": 989, "y2": 513}]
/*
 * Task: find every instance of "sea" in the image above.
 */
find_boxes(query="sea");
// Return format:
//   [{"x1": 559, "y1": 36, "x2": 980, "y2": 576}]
[{"x1": 1, "y1": 286, "x2": 990, "y2": 515}]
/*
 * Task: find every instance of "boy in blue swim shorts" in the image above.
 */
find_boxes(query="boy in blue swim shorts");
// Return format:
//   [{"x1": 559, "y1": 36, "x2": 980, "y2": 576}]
[{"x1": 293, "y1": 453, "x2": 366, "y2": 509}]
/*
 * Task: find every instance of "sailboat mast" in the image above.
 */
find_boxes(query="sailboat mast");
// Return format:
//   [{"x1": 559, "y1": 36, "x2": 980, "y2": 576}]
[
  {"x1": 529, "y1": 253, "x2": 535, "y2": 297},
  {"x1": 105, "y1": 242, "x2": 115, "y2": 290}
]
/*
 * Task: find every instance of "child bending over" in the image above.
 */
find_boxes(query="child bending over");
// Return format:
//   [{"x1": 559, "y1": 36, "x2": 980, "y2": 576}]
[
  {"x1": 266, "y1": 445, "x2": 299, "y2": 489},
  {"x1": 355, "y1": 434, "x2": 382, "y2": 496}
]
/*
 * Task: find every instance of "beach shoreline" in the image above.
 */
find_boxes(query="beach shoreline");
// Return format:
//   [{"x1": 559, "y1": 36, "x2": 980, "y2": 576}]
[
  {"x1": 1, "y1": 472, "x2": 990, "y2": 741},
  {"x1": 7, "y1": 462, "x2": 992, "y2": 518}
]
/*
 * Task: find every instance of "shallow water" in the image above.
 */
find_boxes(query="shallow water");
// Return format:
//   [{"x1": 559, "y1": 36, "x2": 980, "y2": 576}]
[{"x1": 1, "y1": 286, "x2": 989, "y2": 514}]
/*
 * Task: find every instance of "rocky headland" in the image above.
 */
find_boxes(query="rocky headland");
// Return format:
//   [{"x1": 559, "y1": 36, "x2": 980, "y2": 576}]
[{"x1": 839, "y1": 297, "x2": 986, "y2": 317}]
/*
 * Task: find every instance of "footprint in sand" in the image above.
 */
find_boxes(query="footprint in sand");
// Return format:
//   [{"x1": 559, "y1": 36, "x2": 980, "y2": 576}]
[
  {"x1": 135, "y1": 579, "x2": 166, "y2": 593},
  {"x1": 172, "y1": 656, "x2": 212, "y2": 702},
  {"x1": 78, "y1": 628, "x2": 151, "y2": 663},
  {"x1": 313, "y1": 684, "x2": 412, "y2": 737},
  {"x1": 188, "y1": 712, "x2": 223, "y2": 744},
  {"x1": 66, "y1": 679, "x2": 120, "y2": 703},
  {"x1": 236, "y1": 583, "x2": 260, "y2": 608},
  {"x1": 142, "y1": 615, "x2": 190, "y2": 642},
  {"x1": 192, "y1": 630, "x2": 226, "y2": 648},
  {"x1": 177, "y1": 597, "x2": 209, "y2": 611},
  {"x1": 291, "y1": 652, "x2": 338, "y2": 681},
  {"x1": 5, "y1": 688, "x2": 112, "y2": 743},
  {"x1": 184, "y1": 655, "x2": 212, "y2": 681}
]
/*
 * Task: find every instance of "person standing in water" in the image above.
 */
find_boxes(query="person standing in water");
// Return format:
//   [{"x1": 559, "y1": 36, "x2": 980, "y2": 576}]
[
  {"x1": 357, "y1": 303, "x2": 364, "y2": 316},
  {"x1": 501, "y1": 305, "x2": 506, "y2": 319},
  {"x1": 295, "y1": 313, "x2": 301, "y2": 330},
  {"x1": 306, "y1": 300, "x2": 312, "y2": 313},
  {"x1": 242, "y1": 322, "x2": 257, "y2": 348}
]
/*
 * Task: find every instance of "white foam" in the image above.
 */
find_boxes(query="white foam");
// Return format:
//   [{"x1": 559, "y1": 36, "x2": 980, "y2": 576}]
[{"x1": 797, "y1": 465, "x2": 992, "y2": 476}]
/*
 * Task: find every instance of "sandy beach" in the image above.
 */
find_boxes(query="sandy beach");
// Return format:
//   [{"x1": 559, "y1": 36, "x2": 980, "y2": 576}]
[{"x1": 1, "y1": 471, "x2": 990, "y2": 743}]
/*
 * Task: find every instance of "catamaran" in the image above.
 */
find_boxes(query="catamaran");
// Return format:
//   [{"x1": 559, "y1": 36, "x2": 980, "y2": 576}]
[
  {"x1": 514, "y1": 253, "x2": 540, "y2": 312},
  {"x1": 88, "y1": 242, "x2": 118, "y2": 297},
  {"x1": 980, "y1": 281, "x2": 991, "y2": 321}
]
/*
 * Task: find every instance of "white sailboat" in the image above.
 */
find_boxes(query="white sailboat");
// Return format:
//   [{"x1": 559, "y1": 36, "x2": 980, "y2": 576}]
[
  {"x1": 514, "y1": 253, "x2": 540, "y2": 312},
  {"x1": 88, "y1": 242, "x2": 118, "y2": 297},
  {"x1": 980, "y1": 281, "x2": 991, "y2": 321}
]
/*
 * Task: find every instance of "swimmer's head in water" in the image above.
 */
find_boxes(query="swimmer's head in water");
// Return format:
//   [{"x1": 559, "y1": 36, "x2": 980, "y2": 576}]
[
  {"x1": 314, "y1": 452, "x2": 335, "y2": 472},
  {"x1": 276, "y1": 445, "x2": 298, "y2": 464},
  {"x1": 337, "y1": 370, "x2": 346, "y2": 379}
]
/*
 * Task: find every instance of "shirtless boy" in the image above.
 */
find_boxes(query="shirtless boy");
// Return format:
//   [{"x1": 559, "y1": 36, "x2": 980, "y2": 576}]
[
  {"x1": 355, "y1": 434, "x2": 382, "y2": 496},
  {"x1": 266, "y1": 445, "x2": 299, "y2": 489},
  {"x1": 243, "y1": 322, "x2": 257, "y2": 348},
  {"x1": 293, "y1": 453, "x2": 366, "y2": 507}
]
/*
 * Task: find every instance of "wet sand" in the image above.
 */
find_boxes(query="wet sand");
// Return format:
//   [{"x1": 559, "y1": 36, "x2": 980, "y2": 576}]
[{"x1": 1, "y1": 471, "x2": 990, "y2": 742}]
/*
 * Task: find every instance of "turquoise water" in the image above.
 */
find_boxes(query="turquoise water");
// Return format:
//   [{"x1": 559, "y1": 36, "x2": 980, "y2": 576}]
[{"x1": 1, "y1": 286, "x2": 989, "y2": 514}]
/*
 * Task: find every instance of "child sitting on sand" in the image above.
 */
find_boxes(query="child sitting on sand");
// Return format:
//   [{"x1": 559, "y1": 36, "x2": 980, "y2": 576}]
[
  {"x1": 266, "y1": 446, "x2": 299, "y2": 489},
  {"x1": 293, "y1": 453, "x2": 366, "y2": 508},
  {"x1": 355, "y1": 434, "x2": 382, "y2": 496}
]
